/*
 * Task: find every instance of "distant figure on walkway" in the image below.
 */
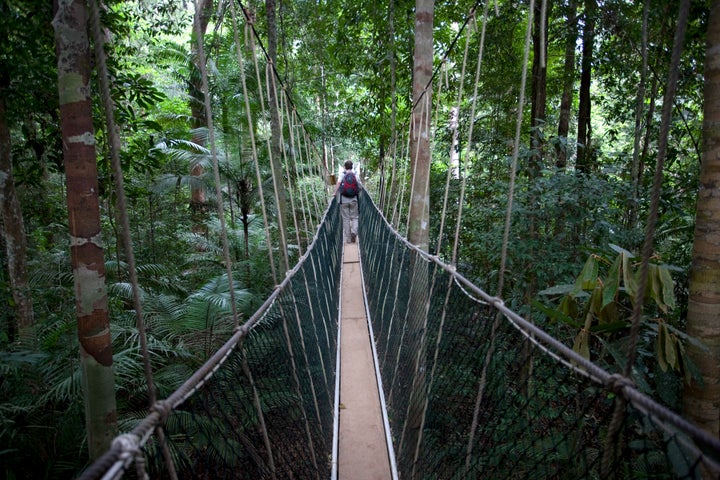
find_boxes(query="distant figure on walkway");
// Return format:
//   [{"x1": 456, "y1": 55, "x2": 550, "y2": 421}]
[{"x1": 335, "y1": 160, "x2": 362, "y2": 243}]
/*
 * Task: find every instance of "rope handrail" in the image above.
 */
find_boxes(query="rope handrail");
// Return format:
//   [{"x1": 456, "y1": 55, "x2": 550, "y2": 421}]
[
  {"x1": 362, "y1": 190, "x2": 720, "y2": 476},
  {"x1": 76, "y1": 199, "x2": 341, "y2": 480}
]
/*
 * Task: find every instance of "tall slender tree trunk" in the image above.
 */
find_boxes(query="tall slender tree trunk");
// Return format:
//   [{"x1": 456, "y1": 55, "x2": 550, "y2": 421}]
[
  {"x1": 53, "y1": 0, "x2": 117, "y2": 459},
  {"x1": 386, "y1": 0, "x2": 399, "y2": 218},
  {"x1": 529, "y1": 0, "x2": 548, "y2": 176},
  {"x1": 627, "y1": 0, "x2": 650, "y2": 231},
  {"x1": 0, "y1": 94, "x2": 35, "y2": 347},
  {"x1": 190, "y1": 0, "x2": 212, "y2": 235},
  {"x1": 266, "y1": 0, "x2": 289, "y2": 274},
  {"x1": 556, "y1": 0, "x2": 577, "y2": 169},
  {"x1": 404, "y1": 1, "x2": 433, "y2": 477},
  {"x1": 683, "y1": 0, "x2": 720, "y2": 440},
  {"x1": 576, "y1": 0, "x2": 595, "y2": 173}
]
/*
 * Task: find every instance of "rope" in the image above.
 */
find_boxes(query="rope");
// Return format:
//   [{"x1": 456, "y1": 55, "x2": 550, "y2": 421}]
[
  {"x1": 87, "y1": 3, "x2": 178, "y2": 479},
  {"x1": 265, "y1": 62, "x2": 290, "y2": 272},
  {"x1": 364, "y1": 189, "x2": 720, "y2": 475},
  {"x1": 497, "y1": 0, "x2": 534, "y2": 298},
  {"x1": 602, "y1": 1, "x2": 691, "y2": 476},
  {"x1": 192, "y1": 0, "x2": 240, "y2": 329},
  {"x1": 230, "y1": 4, "x2": 278, "y2": 285},
  {"x1": 453, "y1": 6, "x2": 487, "y2": 266}
]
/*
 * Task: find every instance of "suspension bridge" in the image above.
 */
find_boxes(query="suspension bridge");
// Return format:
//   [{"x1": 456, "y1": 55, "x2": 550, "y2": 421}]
[
  {"x1": 72, "y1": 0, "x2": 720, "y2": 478},
  {"x1": 76, "y1": 192, "x2": 720, "y2": 479}
]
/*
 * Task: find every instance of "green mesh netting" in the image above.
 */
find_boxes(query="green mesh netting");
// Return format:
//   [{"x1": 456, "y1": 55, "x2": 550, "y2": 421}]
[
  {"x1": 80, "y1": 193, "x2": 720, "y2": 480},
  {"x1": 359, "y1": 191, "x2": 720, "y2": 480}
]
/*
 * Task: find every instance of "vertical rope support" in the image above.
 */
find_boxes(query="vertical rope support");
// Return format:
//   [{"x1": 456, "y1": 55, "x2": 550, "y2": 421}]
[
  {"x1": 435, "y1": 21, "x2": 474, "y2": 257},
  {"x1": 601, "y1": 2, "x2": 690, "y2": 477},
  {"x1": 466, "y1": 0, "x2": 534, "y2": 472},
  {"x1": 278, "y1": 301, "x2": 320, "y2": 474},
  {"x1": 432, "y1": 62, "x2": 451, "y2": 252},
  {"x1": 241, "y1": 346, "x2": 278, "y2": 479},
  {"x1": 277, "y1": 93, "x2": 303, "y2": 256},
  {"x1": 408, "y1": 16, "x2": 480, "y2": 467},
  {"x1": 290, "y1": 285, "x2": 325, "y2": 435},
  {"x1": 88, "y1": 2, "x2": 177, "y2": 478},
  {"x1": 391, "y1": 123, "x2": 412, "y2": 229},
  {"x1": 287, "y1": 109, "x2": 311, "y2": 248},
  {"x1": 265, "y1": 63, "x2": 291, "y2": 273},
  {"x1": 231, "y1": 9, "x2": 277, "y2": 285},
  {"x1": 192, "y1": 0, "x2": 240, "y2": 328},
  {"x1": 453, "y1": 5, "x2": 488, "y2": 265},
  {"x1": 302, "y1": 255, "x2": 331, "y2": 394},
  {"x1": 496, "y1": 0, "x2": 534, "y2": 299}
]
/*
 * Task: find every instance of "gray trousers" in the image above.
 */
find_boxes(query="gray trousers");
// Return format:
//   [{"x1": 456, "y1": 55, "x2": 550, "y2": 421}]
[{"x1": 340, "y1": 196, "x2": 359, "y2": 242}]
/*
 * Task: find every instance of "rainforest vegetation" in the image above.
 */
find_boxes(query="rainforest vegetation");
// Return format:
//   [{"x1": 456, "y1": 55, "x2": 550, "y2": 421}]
[{"x1": 0, "y1": 0, "x2": 717, "y2": 477}]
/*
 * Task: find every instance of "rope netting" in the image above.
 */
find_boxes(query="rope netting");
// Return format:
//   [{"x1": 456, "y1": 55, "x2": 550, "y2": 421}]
[
  {"x1": 74, "y1": 0, "x2": 720, "y2": 478},
  {"x1": 360, "y1": 192, "x2": 720, "y2": 479},
  {"x1": 78, "y1": 203, "x2": 342, "y2": 480}
]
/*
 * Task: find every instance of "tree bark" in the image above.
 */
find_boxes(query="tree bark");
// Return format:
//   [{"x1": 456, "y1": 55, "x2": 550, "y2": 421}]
[
  {"x1": 556, "y1": 0, "x2": 577, "y2": 169},
  {"x1": 404, "y1": 1, "x2": 433, "y2": 477},
  {"x1": 53, "y1": 0, "x2": 117, "y2": 459},
  {"x1": 529, "y1": 0, "x2": 548, "y2": 176},
  {"x1": 407, "y1": 1, "x2": 433, "y2": 252},
  {"x1": 190, "y1": 0, "x2": 212, "y2": 235},
  {"x1": 684, "y1": 0, "x2": 720, "y2": 440},
  {"x1": 576, "y1": 0, "x2": 595, "y2": 173},
  {"x1": 0, "y1": 93, "x2": 35, "y2": 347}
]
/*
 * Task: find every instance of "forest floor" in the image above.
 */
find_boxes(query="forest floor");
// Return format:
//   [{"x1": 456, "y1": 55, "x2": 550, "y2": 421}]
[{"x1": 337, "y1": 241, "x2": 394, "y2": 479}]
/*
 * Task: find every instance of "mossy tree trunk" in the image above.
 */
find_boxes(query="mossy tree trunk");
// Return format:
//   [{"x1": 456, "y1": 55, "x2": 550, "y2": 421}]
[
  {"x1": 53, "y1": 0, "x2": 117, "y2": 459},
  {"x1": 0, "y1": 94, "x2": 35, "y2": 347},
  {"x1": 684, "y1": 0, "x2": 720, "y2": 440}
]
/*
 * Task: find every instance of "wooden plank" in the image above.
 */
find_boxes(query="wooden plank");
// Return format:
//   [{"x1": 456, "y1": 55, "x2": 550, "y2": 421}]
[{"x1": 338, "y1": 242, "x2": 392, "y2": 479}]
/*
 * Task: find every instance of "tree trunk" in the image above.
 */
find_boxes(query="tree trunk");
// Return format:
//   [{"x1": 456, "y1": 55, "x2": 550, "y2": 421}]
[
  {"x1": 556, "y1": 0, "x2": 577, "y2": 169},
  {"x1": 0, "y1": 93, "x2": 35, "y2": 347},
  {"x1": 683, "y1": 0, "x2": 720, "y2": 440},
  {"x1": 403, "y1": 1, "x2": 433, "y2": 477},
  {"x1": 407, "y1": 3, "x2": 433, "y2": 252},
  {"x1": 529, "y1": 0, "x2": 548, "y2": 176},
  {"x1": 190, "y1": 0, "x2": 212, "y2": 235},
  {"x1": 53, "y1": 0, "x2": 117, "y2": 459},
  {"x1": 576, "y1": 0, "x2": 595, "y2": 173},
  {"x1": 266, "y1": 0, "x2": 290, "y2": 274}
]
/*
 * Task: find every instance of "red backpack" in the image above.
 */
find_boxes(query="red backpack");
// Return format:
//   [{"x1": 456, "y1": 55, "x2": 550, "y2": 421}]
[{"x1": 340, "y1": 171, "x2": 359, "y2": 197}]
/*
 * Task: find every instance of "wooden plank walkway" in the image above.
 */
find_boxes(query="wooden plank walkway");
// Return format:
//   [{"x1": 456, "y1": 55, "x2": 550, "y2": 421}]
[{"x1": 336, "y1": 242, "x2": 394, "y2": 479}]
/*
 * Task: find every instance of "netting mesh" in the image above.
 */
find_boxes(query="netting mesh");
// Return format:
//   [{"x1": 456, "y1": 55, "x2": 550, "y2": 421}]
[
  {"x1": 359, "y1": 192, "x2": 720, "y2": 480},
  {"x1": 98, "y1": 202, "x2": 343, "y2": 480},
  {"x1": 80, "y1": 194, "x2": 720, "y2": 480}
]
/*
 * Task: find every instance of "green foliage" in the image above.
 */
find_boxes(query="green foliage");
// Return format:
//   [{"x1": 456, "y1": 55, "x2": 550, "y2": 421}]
[{"x1": 536, "y1": 245, "x2": 701, "y2": 397}]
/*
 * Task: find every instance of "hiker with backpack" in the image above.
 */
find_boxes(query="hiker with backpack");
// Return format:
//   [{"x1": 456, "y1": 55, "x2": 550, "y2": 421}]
[{"x1": 334, "y1": 160, "x2": 363, "y2": 243}]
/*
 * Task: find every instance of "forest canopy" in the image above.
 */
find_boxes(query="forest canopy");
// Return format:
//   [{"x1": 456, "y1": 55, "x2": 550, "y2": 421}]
[{"x1": 0, "y1": 0, "x2": 717, "y2": 477}]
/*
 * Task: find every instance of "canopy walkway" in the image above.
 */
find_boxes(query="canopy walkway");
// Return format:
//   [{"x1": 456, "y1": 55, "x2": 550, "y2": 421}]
[
  {"x1": 69, "y1": 2, "x2": 720, "y2": 478},
  {"x1": 79, "y1": 193, "x2": 720, "y2": 479}
]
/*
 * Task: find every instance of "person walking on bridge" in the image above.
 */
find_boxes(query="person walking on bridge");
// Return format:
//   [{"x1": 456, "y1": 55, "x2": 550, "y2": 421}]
[{"x1": 335, "y1": 160, "x2": 362, "y2": 243}]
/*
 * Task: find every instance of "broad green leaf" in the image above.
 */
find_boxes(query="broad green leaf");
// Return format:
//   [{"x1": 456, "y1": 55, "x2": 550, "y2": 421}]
[
  {"x1": 573, "y1": 255, "x2": 599, "y2": 294},
  {"x1": 598, "y1": 301, "x2": 619, "y2": 324},
  {"x1": 659, "y1": 266, "x2": 676, "y2": 310},
  {"x1": 622, "y1": 252, "x2": 637, "y2": 299},
  {"x1": 559, "y1": 295, "x2": 580, "y2": 323},
  {"x1": 656, "y1": 322, "x2": 668, "y2": 372},
  {"x1": 538, "y1": 284, "x2": 575, "y2": 296},
  {"x1": 665, "y1": 330, "x2": 678, "y2": 370},
  {"x1": 609, "y1": 244, "x2": 634, "y2": 257},
  {"x1": 531, "y1": 299, "x2": 579, "y2": 327},
  {"x1": 649, "y1": 265, "x2": 665, "y2": 312},
  {"x1": 602, "y1": 253, "x2": 621, "y2": 309},
  {"x1": 573, "y1": 329, "x2": 590, "y2": 360},
  {"x1": 588, "y1": 287, "x2": 603, "y2": 317}
]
